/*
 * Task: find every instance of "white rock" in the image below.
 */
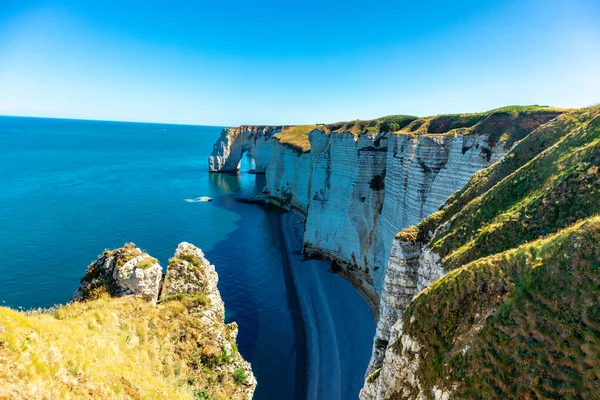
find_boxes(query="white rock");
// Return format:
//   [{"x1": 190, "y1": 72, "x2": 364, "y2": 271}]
[
  {"x1": 209, "y1": 127, "x2": 507, "y2": 300},
  {"x1": 73, "y1": 248, "x2": 162, "y2": 304},
  {"x1": 209, "y1": 123, "x2": 513, "y2": 400},
  {"x1": 113, "y1": 254, "x2": 162, "y2": 304}
]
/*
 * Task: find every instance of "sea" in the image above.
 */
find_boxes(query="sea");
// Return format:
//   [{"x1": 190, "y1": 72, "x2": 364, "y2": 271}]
[{"x1": 0, "y1": 116, "x2": 375, "y2": 400}]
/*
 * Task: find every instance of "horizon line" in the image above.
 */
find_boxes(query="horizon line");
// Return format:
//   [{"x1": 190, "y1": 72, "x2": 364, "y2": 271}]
[
  {"x1": 0, "y1": 113, "x2": 227, "y2": 129},
  {"x1": 1, "y1": 103, "x2": 589, "y2": 129}
]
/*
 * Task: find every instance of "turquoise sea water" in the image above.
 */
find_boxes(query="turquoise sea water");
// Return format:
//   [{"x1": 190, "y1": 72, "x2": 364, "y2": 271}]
[{"x1": 0, "y1": 116, "x2": 375, "y2": 399}]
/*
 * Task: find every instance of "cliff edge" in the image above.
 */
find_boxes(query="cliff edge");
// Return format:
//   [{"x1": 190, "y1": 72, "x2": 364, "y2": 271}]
[
  {"x1": 208, "y1": 106, "x2": 565, "y2": 316},
  {"x1": 361, "y1": 105, "x2": 600, "y2": 399},
  {"x1": 0, "y1": 242, "x2": 256, "y2": 400},
  {"x1": 206, "y1": 104, "x2": 600, "y2": 399}
]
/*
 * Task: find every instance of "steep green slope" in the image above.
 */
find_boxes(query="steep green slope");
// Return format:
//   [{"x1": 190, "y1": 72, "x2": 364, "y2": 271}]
[
  {"x1": 391, "y1": 105, "x2": 600, "y2": 399},
  {"x1": 400, "y1": 105, "x2": 600, "y2": 268},
  {"x1": 399, "y1": 105, "x2": 565, "y2": 139},
  {"x1": 436, "y1": 107, "x2": 600, "y2": 271},
  {"x1": 325, "y1": 105, "x2": 564, "y2": 138},
  {"x1": 403, "y1": 216, "x2": 600, "y2": 398}
]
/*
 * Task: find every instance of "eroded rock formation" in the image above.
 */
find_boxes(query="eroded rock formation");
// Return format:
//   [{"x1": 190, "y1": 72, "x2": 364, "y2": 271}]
[
  {"x1": 208, "y1": 109, "x2": 560, "y2": 315},
  {"x1": 209, "y1": 126, "x2": 283, "y2": 172},
  {"x1": 209, "y1": 106, "x2": 573, "y2": 399},
  {"x1": 71, "y1": 242, "x2": 256, "y2": 399},
  {"x1": 74, "y1": 243, "x2": 163, "y2": 303}
]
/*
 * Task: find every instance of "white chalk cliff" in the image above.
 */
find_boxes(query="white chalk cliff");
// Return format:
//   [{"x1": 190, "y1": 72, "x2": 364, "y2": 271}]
[
  {"x1": 208, "y1": 109, "x2": 562, "y2": 399},
  {"x1": 210, "y1": 121, "x2": 510, "y2": 310}
]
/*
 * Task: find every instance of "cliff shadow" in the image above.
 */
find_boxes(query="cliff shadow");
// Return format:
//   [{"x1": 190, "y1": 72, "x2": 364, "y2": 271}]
[{"x1": 204, "y1": 168, "x2": 302, "y2": 400}]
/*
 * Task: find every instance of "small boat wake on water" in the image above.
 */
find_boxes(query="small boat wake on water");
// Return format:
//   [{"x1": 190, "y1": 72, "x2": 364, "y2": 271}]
[{"x1": 184, "y1": 196, "x2": 213, "y2": 202}]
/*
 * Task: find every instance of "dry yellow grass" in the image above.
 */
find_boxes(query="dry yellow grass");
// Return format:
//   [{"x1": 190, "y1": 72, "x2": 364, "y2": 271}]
[
  {"x1": 0, "y1": 295, "x2": 245, "y2": 399},
  {"x1": 273, "y1": 125, "x2": 317, "y2": 153}
]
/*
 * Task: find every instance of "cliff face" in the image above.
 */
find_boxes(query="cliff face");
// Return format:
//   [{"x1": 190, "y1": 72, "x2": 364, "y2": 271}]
[
  {"x1": 208, "y1": 108, "x2": 561, "y2": 314},
  {"x1": 208, "y1": 106, "x2": 591, "y2": 399},
  {"x1": 361, "y1": 106, "x2": 600, "y2": 399},
  {"x1": 0, "y1": 243, "x2": 256, "y2": 400}
]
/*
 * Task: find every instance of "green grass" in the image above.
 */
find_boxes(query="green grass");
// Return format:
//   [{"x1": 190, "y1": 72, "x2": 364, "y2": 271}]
[
  {"x1": 269, "y1": 106, "x2": 566, "y2": 154},
  {"x1": 387, "y1": 105, "x2": 600, "y2": 398},
  {"x1": 399, "y1": 215, "x2": 600, "y2": 398},
  {"x1": 271, "y1": 118, "x2": 417, "y2": 153},
  {"x1": 273, "y1": 125, "x2": 317, "y2": 153},
  {"x1": 177, "y1": 253, "x2": 203, "y2": 269},
  {"x1": 193, "y1": 389, "x2": 209, "y2": 399},
  {"x1": 367, "y1": 368, "x2": 382, "y2": 383},
  {"x1": 160, "y1": 292, "x2": 210, "y2": 307},
  {"x1": 233, "y1": 366, "x2": 247, "y2": 385},
  {"x1": 325, "y1": 115, "x2": 417, "y2": 135},
  {"x1": 136, "y1": 256, "x2": 157, "y2": 269},
  {"x1": 77, "y1": 245, "x2": 158, "y2": 301},
  {"x1": 398, "y1": 106, "x2": 600, "y2": 253},
  {"x1": 429, "y1": 107, "x2": 600, "y2": 271},
  {"x1": 397, "y1": 105, "x2": 565, "y2": 142},
  {"x1": 426, "y1": 112, "x2": 488, "y2": 134},
  {"x1": 486, "y1": 104, "x2": 567, "y2": 114}
]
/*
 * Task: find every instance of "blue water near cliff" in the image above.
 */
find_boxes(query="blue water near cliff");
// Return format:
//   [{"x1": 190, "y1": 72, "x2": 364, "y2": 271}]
[{"x1": 0, "y1": 116, "x2": 375, "y2": 399}]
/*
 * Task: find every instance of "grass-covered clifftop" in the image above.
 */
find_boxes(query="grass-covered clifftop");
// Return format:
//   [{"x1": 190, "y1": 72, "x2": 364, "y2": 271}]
[
  {"x1": 401, "y1": 105, "x2": 600, "y2": 270},
  {"x1": 0, "y1": 244, "x2": 255, "y2": 400},
  {"x1": 398, "y1": 105, "x2": 565, "y2": 138},
  {"x1": 273, "y1": 124, "x2": 316, "y2": 153},
  {"x1": 270, "y1": 105, "x2": 565, "y2": 154},
  {"x1": 391, "y1": 105, "x2": 600, "y2": 398},
  {"x1": 323, "y1": 115, "x2": 417, "y2": 135},
  {"x1": 0, "y1": 297, "x2": 242, "y2": 399}
]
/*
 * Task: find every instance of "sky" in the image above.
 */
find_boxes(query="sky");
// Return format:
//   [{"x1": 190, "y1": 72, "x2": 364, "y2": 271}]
[{"x1": 0, "y1": 0, "x2": 599, "y2": 126}]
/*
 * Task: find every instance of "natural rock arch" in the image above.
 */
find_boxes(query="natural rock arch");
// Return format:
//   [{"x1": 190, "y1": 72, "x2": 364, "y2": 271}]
[{"x1": 208, "y1": 125, "x2": 283, "y2": 172}]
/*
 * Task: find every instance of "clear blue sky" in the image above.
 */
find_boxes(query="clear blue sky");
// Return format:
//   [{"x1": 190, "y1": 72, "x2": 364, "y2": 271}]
[{"x1": 1, "y1": 0, "x2": 599, "y2": 126}]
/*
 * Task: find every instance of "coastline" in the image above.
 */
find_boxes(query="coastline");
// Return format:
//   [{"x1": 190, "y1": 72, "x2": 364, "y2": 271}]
[
  {"x1": 278, "y1": 211, "x2": 375, "y2": 400},
  {"x1": 279, "y1": 212, "x2": 340, "y2": 400},
  {"x1": 304, "y1": 246, "x2": 380, "y2": 322},
  {"x1": 237, "y1": 195, "x2": 380, "y2": 320},
  {"x1": 275, "y1": 212, "x2": 309, "y2": 400}
]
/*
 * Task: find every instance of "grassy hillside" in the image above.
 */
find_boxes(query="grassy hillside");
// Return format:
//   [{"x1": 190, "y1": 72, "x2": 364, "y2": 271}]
[
  {"x1": 402, "y1": 215, "x2": 600, "y2": 398},
  {"x1": 324, "y1": 115, "x2": 417, "y2": 135},
  {"x1": 0, "y1": 250, "x2": 252, "y2": 400},
  {"x1": 398, "y1": 105, "x2": 565, "y2": 144},
  {"x1": 391, "y1": 106, "x2": 600, "y2": 398},
  {"x1": 402, "y1": 105, "x2": 600, "y2": 271}
]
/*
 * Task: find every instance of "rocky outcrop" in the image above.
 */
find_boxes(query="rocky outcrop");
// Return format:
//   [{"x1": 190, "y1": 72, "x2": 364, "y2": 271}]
[
  {"x1": 161, "y1": 242, "x2": 223, "y2": 312},
  {"x1": 360, "y1": 107, "x2": 600, "y2": 399},
  {"x1": 209, "y1": 107, "x2": 568, "y2": 399},
  {"x1": 360, "y1": 240, "x2": 445, "y2": 400},
  {"x1": 72, "y1": 242, "x2": 257, "y2": 399},
  {"x1": 161, "y1": 242, "x2": 257, "y2": 398},
  {"x1": 74, "y1": 243, "x2": 163, "y2": 303},
  {"x1": 303, "y1": 130, "x2": 506, "y2": 304},
  {"x1": 264, "y1": 140, "x2": 312, "y2": 212}
]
